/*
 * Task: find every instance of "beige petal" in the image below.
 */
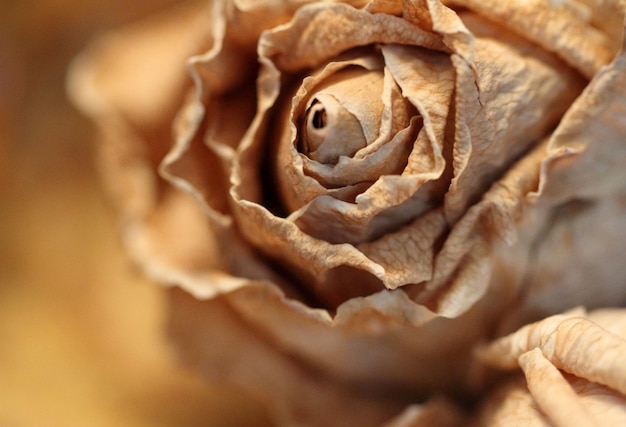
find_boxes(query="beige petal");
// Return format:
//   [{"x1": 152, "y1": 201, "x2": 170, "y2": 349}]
[
  {"x1": 68, "y1": 1, "x2": 211, "y2": 127},
  {"x1": 380, "y1": 397, "x2": 465, "y2": 427},
  {"x1": 472, "y1": 374, "x2": 626, "y2": 427},
  {"x1": 447, "y1": 0, "x2": 620, "y2": 78},
  {"x1": 477, "y1": 310, "x2": 626, "y2": 396},
  {"x1": 407, "y1": 0, "x2": 477, "y2": 62},
  {"x1": 499, "y1": 197, "x2": 626, "y2": 331},
  {"x1": 224, "y1": 280, "x2": 508, "y2": 395},
  {"x1": 168, "y1": 279, "x2": 505, "y2": 427},
  {"x1": 287, "y1": 42, "x2": 455, "y2": 244},
  {"x1": 500, "y1": 25, "x2": 626, "y2": 329},
  {"x1": 234, "y1": 2, "x2": 449, "y2": 209},
  {"x1": 304, "y1": 68, "x2": 384, "y2": 151},
  {"x1": 189, "y1": 0, "x2": 318, "y2": 96},
  {"x1": 444, "y1": 13, "x2": 586, "y2": 223},
  {"x1": 407, "y1": 136, "x2": 549, "y2": 316},
  {"x1": 475, "y1": 308, "x2": 626, "y2": 426},
  {"x1": 67, "y1": 1, "x2": 240, "y2": 295},
  {"x1": 274, "y1": 54, "x2": 393, "y2": 213},
  {"x1": 587, "y1": 309, "x2": 626, "y2": 338},
  {"x1": 228, "y1": 3, "x2": 587, "y2": 314},
  {"x1": 161, "y1": 1, "x2": 334, "y2": 215},
  {"x1": 356, "y1": 209, "x2": 447, "y2": 290},
  {"x1": 167, "y1": 271, "x2": 510, "y2": 426},
  {"x1": 301, "y1": 120, "x2": 416, "y2": 189},
  {"x1": 260, "y1": 2, "x2": 447, "y2": 73},
  {"x1": 519, "y1": 348, "x2": 602, "y2": 427},
  {"x1": 223, "y1": 4, "x2": 455, "y2": 304},
  {"x1": 473, "y1": 376, "x2": 550, "y2": 427},
  {"x1": 68, "y1": 1, "x2": 213, "y2": 222},
  {"x1": 297, "y1": 64, "x2": 416, "y2": 190},
  {"x1": 166, "y1": 286, "x2": 413, "y2": 427},
  {"x1": 533, "y1": 27, "x2": 626, "y2": 204},
  {"x1": 476, "y1": 308, "x2": 584, "y2": 369},
  {"x1": 231, "y1": 197, "x2": 390, "y2": 307},
  {"x1": 566, "y1": 377, "x2": 626, "y2": 425}
]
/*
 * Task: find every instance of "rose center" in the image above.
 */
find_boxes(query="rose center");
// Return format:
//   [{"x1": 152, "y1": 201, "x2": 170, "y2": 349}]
[
  {"x1": 298, "y1": 67, "x2": 385, "y2": 165},
  {"x1": 310, "y1": 104, "x2": 327, "y2": 129}
]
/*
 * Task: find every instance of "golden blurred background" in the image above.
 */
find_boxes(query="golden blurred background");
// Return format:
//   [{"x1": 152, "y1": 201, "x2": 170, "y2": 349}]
[{"x1": 0, "y1": 1, "x2": 270, "y2": 425}]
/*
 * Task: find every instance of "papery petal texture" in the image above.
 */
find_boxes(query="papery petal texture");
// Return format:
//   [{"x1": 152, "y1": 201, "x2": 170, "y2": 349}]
[
  {"x1": 68, "y1": 0, "x2": 626, "y2": 426},
  {"x1": 475, "y1": 308, "x2": 626, "y2": 426}
]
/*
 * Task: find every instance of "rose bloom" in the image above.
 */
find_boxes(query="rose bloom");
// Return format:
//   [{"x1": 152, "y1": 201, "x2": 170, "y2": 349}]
[{"x1": 69, "y1": 0, "x2": 626, "y2": 426}]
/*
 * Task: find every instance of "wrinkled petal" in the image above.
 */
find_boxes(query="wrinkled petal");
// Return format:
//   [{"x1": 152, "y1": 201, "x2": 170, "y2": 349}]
[
  {"x1": 69, "y1": 0, "x2": 626, "y2": 425},
  {"x1": 447, "y1": 0, "x2": 621, "y2": 78},
  {"x1": 167, "y1": 286, "x2": 410, "y2": 427},
  {"x1": 477, "y1": 309, "x2": 626, "y2": 395},
  {"x1": 519, "y1": 348, "x2": 602, "y2": 427},
  {"x1": 472, "y1": 375, "x2": 626, "y2": 427},
  {"x1": 444, "y1": 12, "x2": 585, "y2": 223},
  {"x1": 475, "y1": 309, "x2": 626, "y2": 426},
  {"x1": 499, "y1": 27, "x2": 626, "y2": 330},
  {"x1": 534, "y1": 28, "x2": 626, "y2": 203},
  {"x1": 220, "y1": 2, "x2": 590, "y2": 313},
  {"x1": 167, "y1": 271, "x2": 507, "y2": 426},
  {"x1": 67, "y1": 2, "x2": 232, "y2": 291}
]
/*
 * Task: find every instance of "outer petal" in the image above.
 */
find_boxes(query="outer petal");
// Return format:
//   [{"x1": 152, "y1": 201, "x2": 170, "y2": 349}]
[
  {"x1": 446, "y1": 0, "x2": 621, "y2": 78},
  {"x1": 67, "y1": 2, "x2": 233, "y2": 290},
  {"x1": 477, "y1": 309, "x2": 626, "y2": 395},
  {"x1": 167, "y1": 268, "x2": 515, "y2": 426},
  {"x1": 471, "y1": 375, "x2": 626, "y2": 427},
  {"x1": 470, "y1": 377, "x2": 550, "y2": 427},
  {"x1": 474, "y1": 309, "x2": 626, "y2": 427},
  {"x1": 518, "y1": 349, "x2": 602, "y2": 427},
  {"x1": 380, "y1": 397, "x2": 466, "y2": 427},
  {"x1": 167, "y1": 285, "x2": 428, "y2": 427},
  {"x1": 535, "y1": 22, "x2": 626, "y2": 203},
  {"x1": 501, "y1": 14, "x2": 626, "y2": 329}
]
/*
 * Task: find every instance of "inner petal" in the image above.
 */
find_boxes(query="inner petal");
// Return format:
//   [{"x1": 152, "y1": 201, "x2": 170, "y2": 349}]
[
  {"x1": 302, "y1": 66, "x2": 418, "y2": 189},
  {"x1": 302, "y1": 95, "x2": 367, "y2": 163},
  {"x1": 299, "y1": 67, "x2": 385, "y2": 164}
]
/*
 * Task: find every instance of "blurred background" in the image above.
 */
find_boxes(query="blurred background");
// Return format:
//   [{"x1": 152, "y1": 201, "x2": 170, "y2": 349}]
[{"x1": 0, "y1": 1, "x2": 270, "y2": 425}]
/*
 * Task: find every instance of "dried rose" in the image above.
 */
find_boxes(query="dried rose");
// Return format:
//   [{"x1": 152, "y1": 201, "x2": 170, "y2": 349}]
[
  {"x1": 69, "y1": 0, "x2": 626, "y2": 426},
  {"x1": 474, "y1": 308, "x2": 626, "y2": 426}
]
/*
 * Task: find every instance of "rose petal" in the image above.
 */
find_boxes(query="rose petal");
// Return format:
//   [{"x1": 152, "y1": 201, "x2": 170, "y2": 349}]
[
  {"x1": 380, "y1": 397, "x2": 465, "y2": 427},
  {"x1": 167, "y1": 286, "x2": 415, "y2": 427},
  {"x1": 519, "y1": 348, "x2": 602, "y2": 427},
  {"x1": 67, "y1": 1, "x2": 213, "y2": 221},
  {"x1": 228, "y1": 3, "x2": 587, "y2": 313},
  {"x1": 475, "y1": 309, "x2": 626, "y2": 426},
  {"x1": 444, "y1": 13, "x2": 586, "y2": 223},
  {"x1": 533, "y1": 27, "x2": 626, "y2": 204},
  {"x1": 260, "y1": 2, "x2": 448, "y2": 73},
  {"x1": 500, "y1": 197, "x2": 626, "y2": 331},
  {"x1": 477, "y1": 310, "x2": 626, "y2": 396},
  {"x1": 284, "y1": 43, "x2": 455, "y2": 244},
  {"x1": 447, "y1": 0, "x2": 621, "y2": 78},
  {"x1": 167, "y1": 272, "x2": 503, "y2": 425},
  {"x1": 473, "y1": 374, "x2": 626, "y2": 427},
  {"x1": 67, "y1": 1, "x2": 238, "y2": 293},
  {"x1": 587, "y1": 309, "x2": 626, "y2": 338},
  {"x1": 397, "y1": 135, "x2": 549, "y2": 315},
  {"x1": 499, "y1": 24, "x2": 626, "y2": 330},
  {"x1": 298, "y1": 63, "x2": 416, "y2": 190},
  {"x1": 471, "y1": 376, "x2": 549, "y2": 427},
  {"x1": 68, "y1": 1, "x2": 212, "y2": 127},
  {"x1": 271, "y1": 55, "x2": 387, "y2": 212}
]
